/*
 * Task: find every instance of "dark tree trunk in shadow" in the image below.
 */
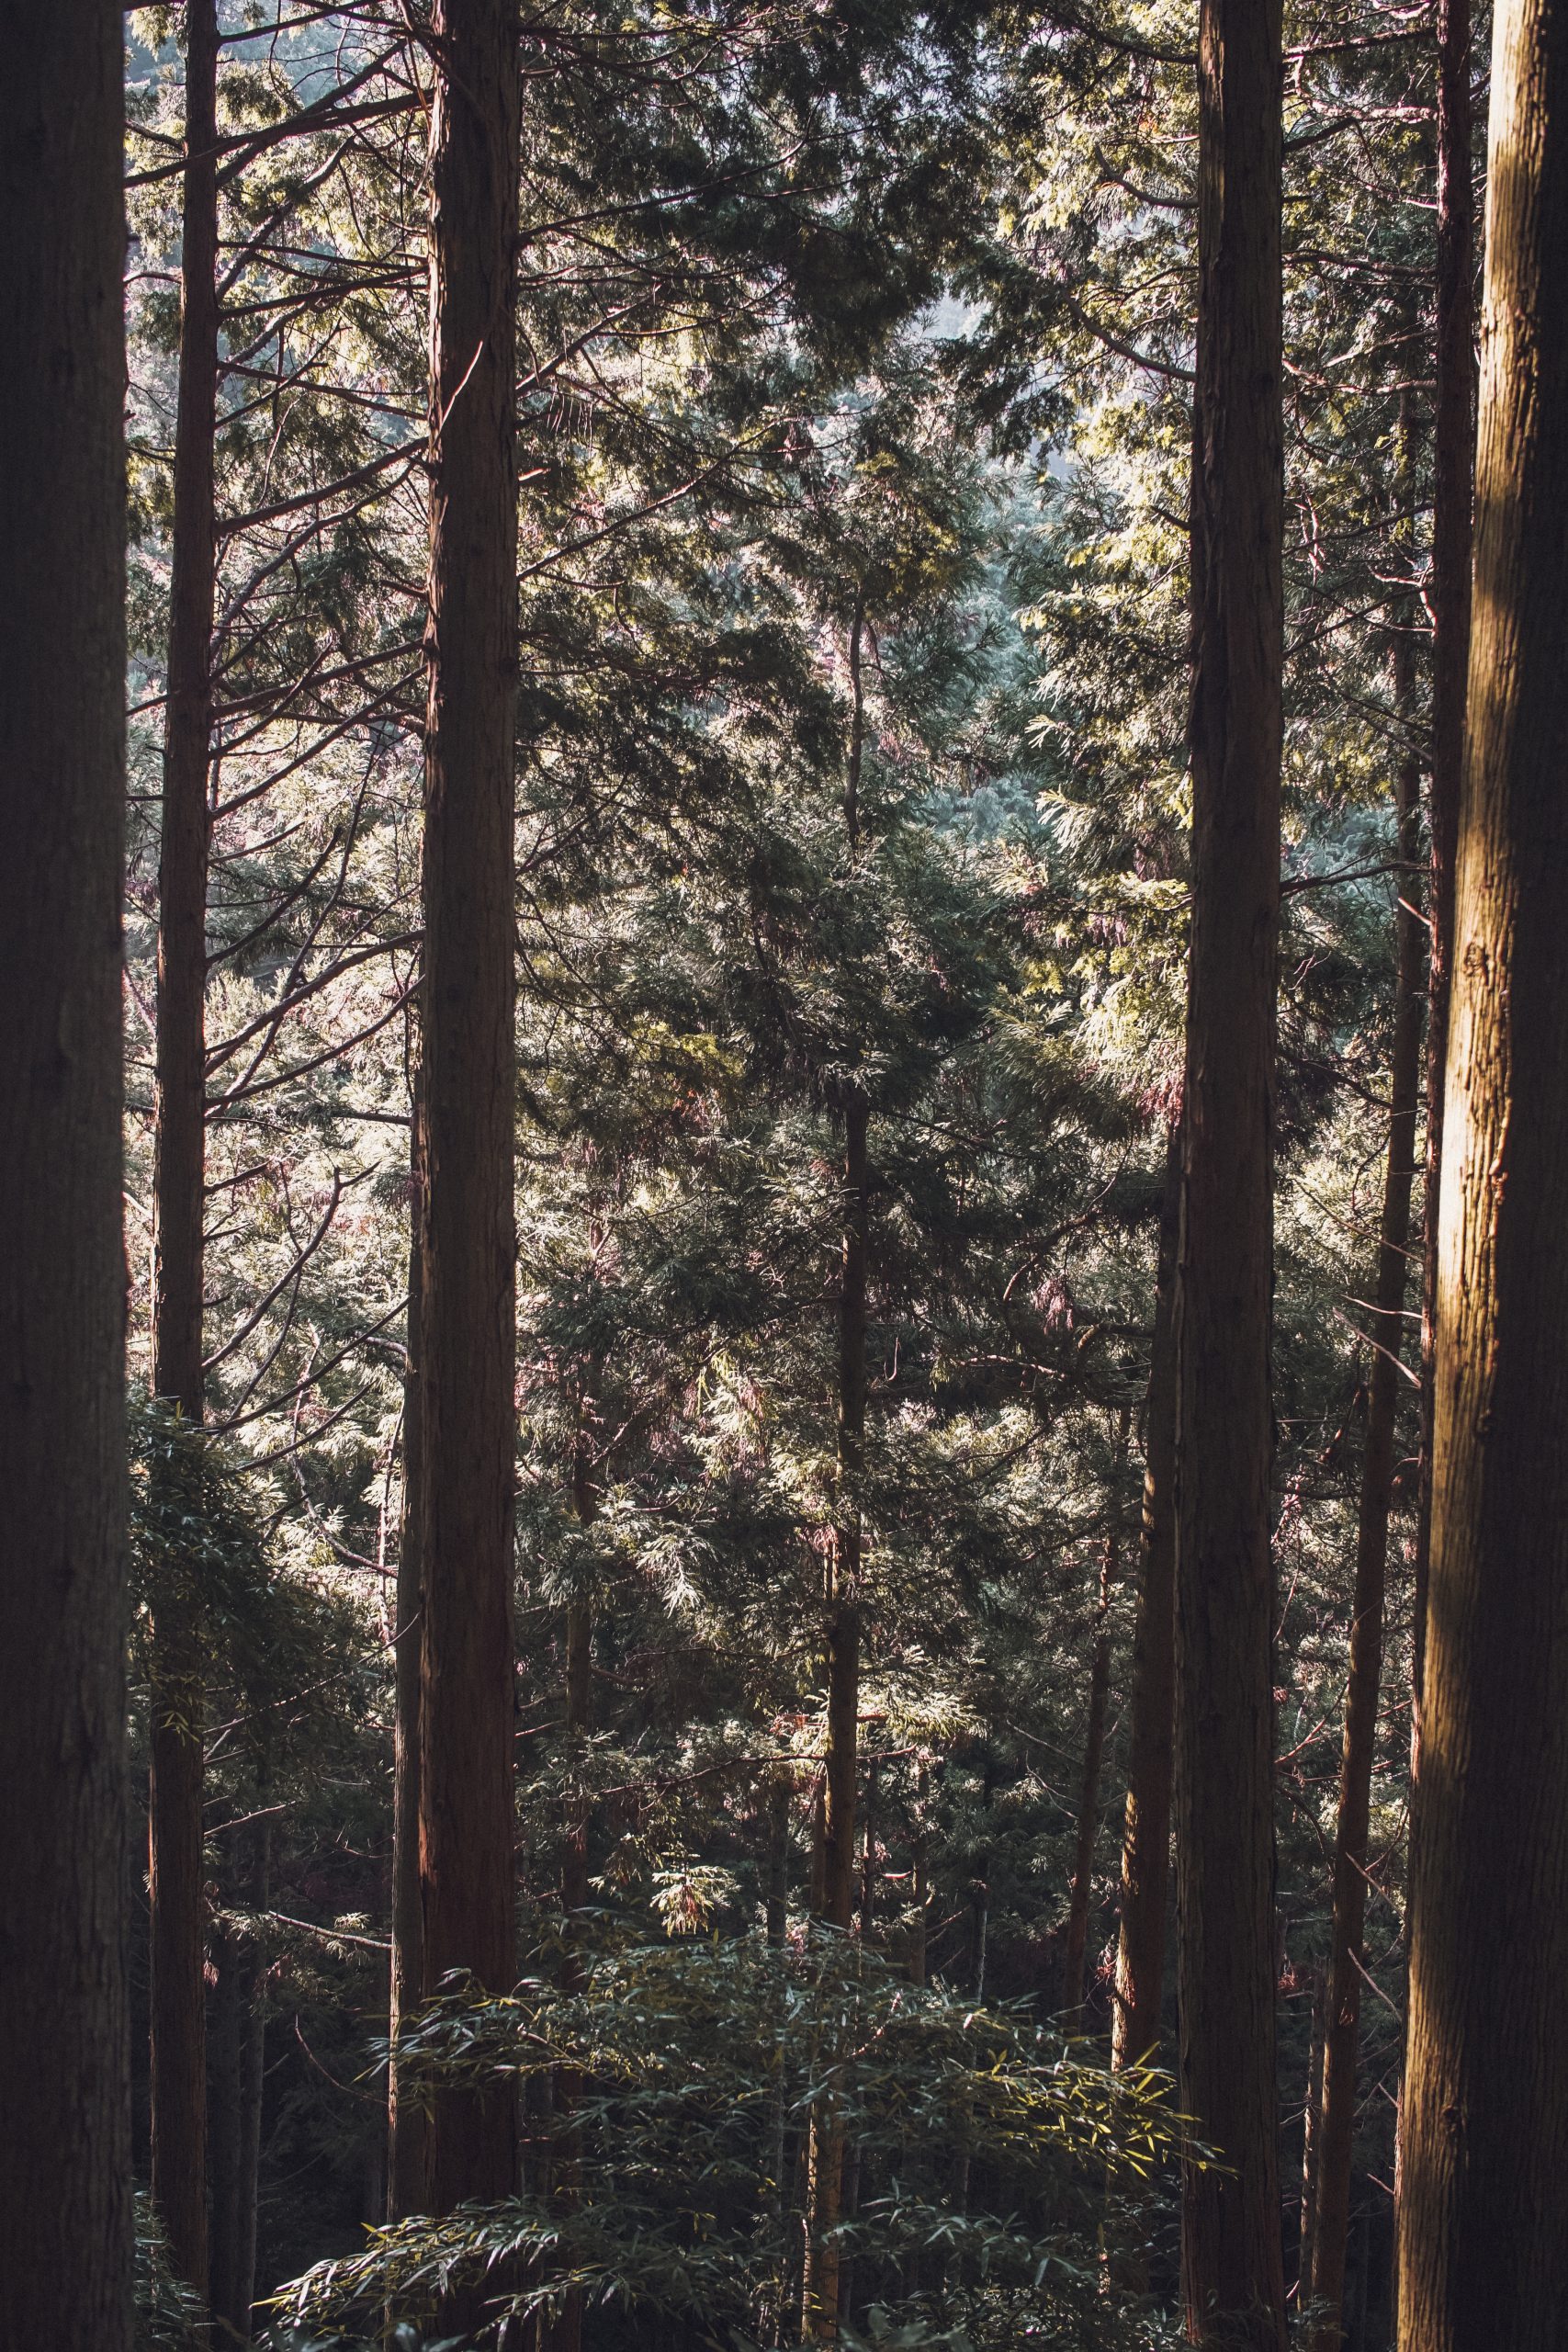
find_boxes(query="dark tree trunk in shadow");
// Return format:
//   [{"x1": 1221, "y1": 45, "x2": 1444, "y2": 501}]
[
  {"x1": 0, "y1": 4, "x2": 131, "y2": 2336},
  {"x1": 1176, "y1": 0, "x2": 1289, "y2": 2338}
]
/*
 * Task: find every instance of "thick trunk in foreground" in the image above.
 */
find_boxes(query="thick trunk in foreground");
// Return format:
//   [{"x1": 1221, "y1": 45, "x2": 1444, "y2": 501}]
[
  {"x1": 1175, "y1": 0, "x2": 1288, "y2": 2341},
  {"x1": 1399, "y1": 13, "x2": 1568, "y2": 2343},
  {"x1": 1111, "y1": 1117, "x2": 1181, "y2": 2076},
  {"x1": 1309, "y1": 699, "x2": 1422, "y2": 2347},
  {"x1": 0, "y1": 6, "x2": 130, "y2": 2341},
  {"x1": 1062, "y1": 1405, "x2": 1132, "y2": 2026},
  {"x1": 149, "y1": 0, "x2": 220, "y2": 2291},
  {"x1": 416, "y1": 0, "x2": 521, "y2": 2212},
  {"x1": 1412, "y1": 0, "x2": 1474, "y2": 1760}
]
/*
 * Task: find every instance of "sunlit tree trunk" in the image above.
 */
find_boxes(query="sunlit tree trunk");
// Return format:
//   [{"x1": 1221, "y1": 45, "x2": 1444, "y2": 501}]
[
  {"x1": 1309, "y1": 667, "x2": 1422, "y2": 2348},
  {"x1": 1063, "y1": 1405, "x2": 1131, "y2": 2026},
  {"x1": 1175, "y1": 0, "x2": 1288, "y2": 2339},
  {"x1": 149, "y1": 0, "x2": 220, "y2": 2292},
  {"x1": 415, "y1": 0, "x2": 522, "y2": 2214},
  {"x1": 1400, "y1": 8, "x2": 1568, "y2": 2341},
  {"x1": 0, "y1": 4, "x2": 130, "y2": 2338},
  {"x1": 1112, "y1": 1117, "x2": 1180, "y2": 2077},
  {"x1": 1412, "y1": 0, "x2": 1475, "y2": 1763}
]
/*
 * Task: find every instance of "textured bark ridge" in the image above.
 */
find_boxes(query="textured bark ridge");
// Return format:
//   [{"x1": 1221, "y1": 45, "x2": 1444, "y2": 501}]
[
  {"x1": 0, "y1": 4, "x2": 131, "y2": 2344},
  {"x1": 1175, "y1": 0, "x2": 1289, "y2": 2341},
  {"x1": 415, "y1": 0, "x2": 523, "y2": 2214},
  {"x1": 148, "y1": 0, "x2": 220, "y2": 2293},
  {"x1": 1400, "y1": 6, "x2": 1568, "y2": 2343}
]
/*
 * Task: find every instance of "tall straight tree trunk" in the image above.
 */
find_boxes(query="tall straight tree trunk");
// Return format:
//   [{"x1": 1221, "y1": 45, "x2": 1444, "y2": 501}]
[
  {"x1": 0, "y1": 5, "x2": 130, "y2": 2342},
  {"x1": 805, "y1": 623, "x2": 871, "y2": 2344},
  {"x1": 1176, "y1": 0, "x2": 1288, "y2": 2341},
  {"x1": 908, "y1": 1762, "x2": 930, "y2": 1987},
  {"x1": 232, "y1": 1814, "x2": 270, "y2": 2340},
  {"x1": 149, "y1": 0, "x2": 220, "y2": 2292},
  {"x1": 544, "y1": 1431, "x2": 595, "y2": 2352},
  {"x1": 767, "y1": 1774, "x2": 791, "y2": 1948},
  {"x1": 209, "y1": 1806, "x2": 270, "y2": 2341},
  {"x1": 804, "y1": 1088, "x2": 869, "y2": 2344},
  {"x1": 1063, "y1": 1405, "x2": 1132, "y2": 2026},
  {"x1": 1412, "y1": 0, "x2": 1474, "y2": 1755},
  {"x1": 416, "y1": 0, "x2": 522, "y2": 2213},
  {"x1": 388, "y1": 1078, "x2": 426, "y2": 2215},
  {"x1": 1298, "y1": 1964, "x2": 1326, "y2": 2309},
  {"x1": 1309, "y1": 679, "x2": 1422, "y2": 2349},
  {"x1": 1399, "y1": 9, "x2": 1568, "y2": 2342},
  {"x1": 1111, "y1": 1117, "x2": 1181, "y2": 2076}
]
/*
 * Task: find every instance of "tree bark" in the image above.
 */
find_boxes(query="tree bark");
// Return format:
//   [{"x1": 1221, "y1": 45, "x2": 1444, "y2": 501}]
[
  {"x1": 908, "y1": 1761, "x2": 929, "y2": 1988},
  {"x1": 1111, "y1": 1117, "x2": 1180, "y2": 2076},
  {"x1": 1399, "y1": 10, "x2": 1568, "y2": 2342},
  {"x1": 805, "y1": 665, "x2": 872, "y2": 2338},
  {"x1": 766, "y1": 1772, "x2": 791, "y2": 1949},
  {"x1": 1412, "y1": 0, "x2": 1475, "y2": 1765},
  {"x1": 149, "y1": 0, "x2": 220, "y2": 2292},
  {"x1": 1309, "y1": 680, "x2": 1422, "y2": 2349},
  {"x1": 415, "y1": 0, "x2": 522, "y2": 2215},
  {"x1": 388, "y1": 1073, "x2": 426, "y2": 2216},
  {"x1": 0, "y1": 3, "x2": 130, "y2": 2341},
  {"x1": 1063, "y1": 1405, "x2": 1131, "y2": 2027},
  {"x1": 1299, "y1": 1963, "x2": 1326, "y2": 2310},
  {"x1": 804, "y1": 1084, "x2": 869, "y2": 2343},
  {"x1": 1175, "y1": 0, "x2": 1288, "y2": 2340}
]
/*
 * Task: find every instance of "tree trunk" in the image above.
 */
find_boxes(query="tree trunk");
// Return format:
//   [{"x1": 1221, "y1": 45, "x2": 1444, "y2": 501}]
[
  {"x1": 232, "y1": 1817, "x2": 271, "y2": 2341},
  {"x1": 209, "y1": 1904, "x2": 243, "y2": 2326},
  {"x1": 767, "y1": 1772, "x2": 791, "y2": 1948},
  {"x1": 149, "y1": 0, "x2": 220, "y2": 2292},
  {"x1": 1412, "y1": 0, "x2": 1475, "y2": 1765},
  {"x1": 1176, "y1": 0, "x2": 1288, "y2": 2340},
  {"x1": 1063, "y1": 1405, "x2": 1132, "y2": 2027},
  {"x1": 0, "y1": 4, "x2": 130, "y2": 2341},
  {"x1": 1399, "y1": 11, "x2": 1568, "y2": 2343},
  {"x1": 209, "y1": 1809, "x2": 270, "y2": 2341},
  {"x1": 1309, "y1": 684, "x2": 1422, "y2": 2348},
  {"x1": 545, "y1": 1440, "x2": 595, "y2": 2352},
  {"x1": 860, "y1": 1756, "x2": 878, "y2": 1939},
  {"x1": 804, "y1": 1079, "x2": 869, "y2": 2344},
  {"x1": 806, "y1": 689, "x2": 872, "y2": 2341},
  {"x1": 415, "y1": 0, "x2": 522, "y2": 2215},
  {"x1": 1112, "y1": 1117, "x2": 1181, "y2": 2076},
  {"x1": 908, "y1": 1762, "x2": 929, "y2": 1988},
  {"x1": 1299, "y1": 1963, "x2": 1326, "y2": 2310},
  {"x1": 388, "y1": 1075, "x2": 426, "y2": 2216}
]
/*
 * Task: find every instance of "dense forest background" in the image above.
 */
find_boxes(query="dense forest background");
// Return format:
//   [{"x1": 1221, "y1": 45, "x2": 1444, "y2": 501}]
[{"x1": 10, "y1": 0, "x2": 1568, "y2": 2348}]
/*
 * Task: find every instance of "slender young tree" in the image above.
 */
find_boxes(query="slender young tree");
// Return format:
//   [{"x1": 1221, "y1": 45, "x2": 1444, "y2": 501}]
[
  {"x1": 1062, "y1": 1405, "x2": 1131, "y2": 2025},
  {"x1": 413, "y1": 0, "x2": 523, "y2": 2211},
  {"x1": 1309, "y1": 662, "x2": 1422, "y2": 2346},
  {"x1": 1175, "y1": 0, "x2": 1289, "y2": 2339},
  {"x1": 0, "y1": 2, "x2": 130, "y2": 2343},
  {"x1": 148, "y1": 0, "x2": 220, "y2": 2290},
  {"x1": 1111, "y1": 1118, "x2": 1180, "y2": 2077},
  {"x1": 804, "y1": 603, "x2": 872, "y2": 2346},
  {"x1": 1400, "y1": 5, "x2": 1568, "y2": 2341},
  {"x1": 388, "y1": 1062, "x2": 426, "y2": 2217}
]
